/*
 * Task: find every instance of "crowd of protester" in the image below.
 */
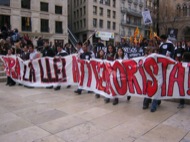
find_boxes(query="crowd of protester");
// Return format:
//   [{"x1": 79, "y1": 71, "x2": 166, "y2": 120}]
[{"x1": 1, "y1": 25, "x2": 190, "y2": 112}]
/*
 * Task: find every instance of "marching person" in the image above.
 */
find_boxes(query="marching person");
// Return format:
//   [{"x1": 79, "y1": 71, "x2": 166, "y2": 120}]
[
  {"x1": 149, "y1": 34, "x2": 175, "y2": 112},
  {"x1": 54, "y1": 45, "x2": 69, "y2": 91},
  {"x1": 177, "y1": 52, "x2": 190, "y2": 108},
  {"x1": 20, "y1": 45, "x2": 30, "y2": 61},
  {"x1": 74, "y1": 43, "x2": 92, "y2": 95},
  {"x1": 6, "y1": 48, "x2": 16, "y2": 86}
]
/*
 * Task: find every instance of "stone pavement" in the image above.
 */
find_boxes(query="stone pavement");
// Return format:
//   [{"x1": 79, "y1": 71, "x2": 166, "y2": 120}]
[{"x1": 0, "y1": 83, "x2": 190, "y2": 142}]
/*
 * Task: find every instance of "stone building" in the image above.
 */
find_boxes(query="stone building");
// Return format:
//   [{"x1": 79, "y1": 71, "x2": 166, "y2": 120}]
[
  {"x1": 68, "y1": 0, "x2": 120, "y2": 45},
  {"x1": 120, "y1": 0, "x2": 146, "y2": 39},
  {"x1": 0, "y1": 0, "x2": 68, "y2": 45},
  {"x1": 159, "y1": 0, "x2": 190, "y2": 41}
]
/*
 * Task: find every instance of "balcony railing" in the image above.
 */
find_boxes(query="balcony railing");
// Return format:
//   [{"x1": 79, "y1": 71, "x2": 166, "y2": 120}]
[
  {"x1": 121, "y1": 7, "x2": 127, "y2": 13},
  {"x1": 121, "y1": 20, "x2": 142, "y2": 28},
  {"x1": 128, "y1": 0, "x2": 133, "y2": 3},
  {"x1": 133, "y1": 0, "x2": 138, "y2": 5}
]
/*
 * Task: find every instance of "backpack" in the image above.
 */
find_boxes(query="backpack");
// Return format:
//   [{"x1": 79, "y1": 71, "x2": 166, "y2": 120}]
[{"x1": 11, "y1": 33, "x2": 20, "y2": 42}]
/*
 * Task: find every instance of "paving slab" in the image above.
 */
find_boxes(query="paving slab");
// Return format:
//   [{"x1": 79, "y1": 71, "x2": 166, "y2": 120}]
[{"x1": 0, "y1": 83, "x2": 189, "y2": 142}]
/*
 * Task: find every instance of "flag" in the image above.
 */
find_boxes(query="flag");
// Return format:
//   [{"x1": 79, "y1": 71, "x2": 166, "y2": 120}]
[
  {"x1": 139, "y1": 34, "x2": 143, "y2": 43},
  {"x1": 149, "y1": 28, "x2": 153, "y2": 40},
  {"x1": 134, "y1": 27, "x2": 139, "y2": 38},
  {"x1": 130, "y1": 36, "x2": 133, "y2": 43},
  {"x1": 134, "y1": 37, "x2": 138, "y2": 44}
]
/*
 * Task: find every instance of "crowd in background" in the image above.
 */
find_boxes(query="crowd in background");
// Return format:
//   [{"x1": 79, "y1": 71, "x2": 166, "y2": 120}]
[{"x1": 1, "y1": 24, "x2": 190, "y2": 112}]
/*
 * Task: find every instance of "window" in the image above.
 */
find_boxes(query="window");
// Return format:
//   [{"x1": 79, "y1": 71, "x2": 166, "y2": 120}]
[
  {"x1": 41, "y1": 19, "x2": 49, "y2": 32},
  {"x1": 83, "y1": 19, "x2": 86, "y2": 28},
  {"x1": 77, "y1": 21, "x2": 79, "y2": 29},
  {"x1": 21, "y1": 0, "x2": 30, "y2": 9},
  {"x1": 105, "y1": 0, "x2": 110, "y2": 6},
  {"x1": 77, "y1": 10, "x2": 79, "y2": 17},
  {"x1": 113, "y1": 11, "x2": 116, "y2": 19},
  {"x1": 80, "y1": 20, "x2": 82, "y2": 28},
  {"x1": 0, "y1": 15, "x2": 10, "y2": 29},
  {"x1": 99, "y1": 19, "x2": 103, "y2": 28},
  {"x1": 176, "y1": 5, "x2": 181, "y2": 17},
  {"x1": 107, "y1": 21, "x2": 111, "y2": 29},
  {"x1": 100, "y1": 7, "x2": 103, "y2": 16},
  {"x1": 21, "y1": 17, "x2": 32, "y2": 31},
  {"x1": 55, "y1": 21, "x2": 63, "y2": 33},
  {"x1": 93, "y1": 6, "x2": 97, "y2": 15},
  {"x1": 93, "y1": 18, "x2": 97, "y2": 27},
  {"x1": 107, "y1": 9, "x2": 111, "y2": 18},
  {"x1": 40, "y1": 2, "x2": 48, "y2": 12},
  {"x1": 94, "y1": 0, "x2": 97, "y2": 2},
  {"x1": 99, "y1": 0, "x2": 103, "y2": 4},
  {"x1": 112, "y1": 22, "x2": 116, "y2": 30},
  {"x1": 83, "y1": 6, "x2": 86, "y2": 15},
  {"x1": 113, "y1": 0, "x2": 116, "y2": 7},
  {"x1": 55, "y1": 6, "x2": 62, "y2": 14},
  {"x1": 74, "y1": 11, "x2": 76, "y2": 19},
  {"x1": 0, "y1": 0, "x2": 10, "y2": 6},
  {"x1": 80, "y1": 8, "x2": 82, "y2": 16},
  {"x1": 183, "y1": 4, "x2": 187, "y2": 16}
]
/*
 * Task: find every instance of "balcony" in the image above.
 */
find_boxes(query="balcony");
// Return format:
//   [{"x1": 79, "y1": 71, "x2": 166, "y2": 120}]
[
  {"x1": 139, "y1": 1, "x2": 143, "y2": 7},
  {"x1": 128, "y1": 0, "x2": 133, "y2": 3},
  {"x1": 121, "y1": 7, "x2": 127, "y2": 13},
  {"x1": 127, "y1": 9, "x2": 142, "y2": 17},
  {"x1": 133, "y1": 0, "x2": 138, "y2": 5},
  {"x1": 121, "y1": 20, "x2": 142, "y2": 28}
]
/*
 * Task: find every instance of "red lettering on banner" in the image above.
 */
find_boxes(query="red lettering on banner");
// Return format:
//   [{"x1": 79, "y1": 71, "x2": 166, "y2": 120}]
[
  {"x1": 122, "y1": 60, "x2": 142, "y2": 95},
  {"x1": 168, "y1": 63, "x2": 185, "y2": 96},
  {"x1": 157, "y1": 57, "x2": 175, "y2": 96},
  {"x1": 60, "y1": 58, "x2": 67, "y2": 82},
  {"x1": 112, "y1": 61, "x2": 127, "y2": 96},
  {"x1": 187, "y1": 65, "x2": 190, "y2": 95},
  {"x1": 28, "y1": 61, "x2": 36, "y2": 82},
  {"x1": 104, "y1": 62, "x2": 116, "y2": 96},
  {"x1": 53, "y1": 58, "x2": 59, "y2": 81},
  {"x1": 23, "y1": 65, "x2": 29, "y2": 81},
  {"x1": 11, "y1": 58, "x2": 21, "y2": 79},
  {"x1": 144, "y1": 57, "x2": 158, "y2": 97},
  {"x1": 78, "y1": 59, "x2": 85, "y2": 86},
  {"x1": 90, "y1": 60, "x2": 100, "y2": 89},
  {"x1": 38, "y1": 59, "x2": 48, "y2": 82},
  {"x1": 86, "y1": 61, "x2": 92, "y2": 87},
  {"x1": 138, "y1": 60, "x2": 147, "y2": 95},
  {"x1": 45, "y1": 58, "x2": 57, "y2": 82},
  {"x1": 72, "y1": 56, "x2": 80, "y2": 83}
]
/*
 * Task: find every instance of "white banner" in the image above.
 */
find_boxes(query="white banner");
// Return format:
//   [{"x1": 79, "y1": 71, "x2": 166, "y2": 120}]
[{"x1": 1, "y1": 54, "x2": 190, "y2": 100}]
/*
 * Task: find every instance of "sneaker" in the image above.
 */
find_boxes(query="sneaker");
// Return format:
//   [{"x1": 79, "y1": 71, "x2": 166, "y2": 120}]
[
  {"x1": 95, "y1": 94, "x2": 100, "y2": 98},
  {"x1": 177, "y1": 104, "x2": 184, "y2": 109},
  {"x1": 143, "y1": 105, "x2": 148, "y2": 110},
  {"x1": 113, "y1": 98, "x2": 119, "y2": 105},
  {"x1": 150, "y1": 108, "x2": 156, "y2": 112},
  {"x1": 127, "y1": 96, "x2": 131, "y2": 101},
  {"x1": 67, "y1": 85, "x2": 71, "y2": 88},
  {"x1": 104, "y1": 98, "x2": 110, "y2": 103}
]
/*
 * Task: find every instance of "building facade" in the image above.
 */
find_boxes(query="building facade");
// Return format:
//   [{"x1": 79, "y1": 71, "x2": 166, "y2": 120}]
[
  {"x1": 68, "y1": 0, "x2": 121, "y2": 45},
  {"x1": 120, "y1": 0, "x2": 146, "y2": 39},
  {"x1": 159, "y1": 0, "x2": 190, "y2": 41},
  {"x1": 0, "y1": 0, "x2": 68, "y2": 44}
]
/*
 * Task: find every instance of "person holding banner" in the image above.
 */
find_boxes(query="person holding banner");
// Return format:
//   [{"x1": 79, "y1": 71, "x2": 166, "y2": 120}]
[
  {"x1": 95, "y1": 49, "x2": 106, "y2": 98},
  {"x1": 54, "y1": 45, "x2": 69, "y2": 91},
  {"x1": 104, "y1": 45, "x2": 116, "y2": 103},
  {"x1": 177, "y1": 52, "x2": 190, "y2": 108},
  {"x1": 74, "y1": 43, "x2": 92, "y2": 95},
  {"x1": 6, "y1": 48, "x2": 16, "y2": 86}
]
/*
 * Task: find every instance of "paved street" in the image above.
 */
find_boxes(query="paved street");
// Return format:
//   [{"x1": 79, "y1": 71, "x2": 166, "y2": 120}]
[{"x1": 0, "y1": 83, "x2": 189, "y2": 142}]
